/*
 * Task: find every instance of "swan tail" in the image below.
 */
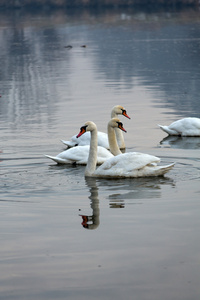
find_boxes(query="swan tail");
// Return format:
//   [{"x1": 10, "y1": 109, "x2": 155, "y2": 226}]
[
  {"x1": 153, "y1": 162, "x2": 175, "y2": 176},
  {"x1": 158, "y1": 125, "x2": 178, "y2": 135},
  {"x1": 60, "y1": 140, "x2": 76, "y2": 147},
  {"x1": 45, "y1": 155, "x2": 69, "y2": 164},
  {"x1": 158, "y1": 124, "x2": 169, "y2": 133},
  {"x1": 135, "y1": 162, "x2": 175, "y2": 177}
]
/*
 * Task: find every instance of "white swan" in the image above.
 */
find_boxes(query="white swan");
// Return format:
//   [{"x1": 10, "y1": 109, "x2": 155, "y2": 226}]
[
  {"x1": 158, "y1": 117, "x2": 200, "y2": 136},
  {"x1": 45, "y1": 116, "x2": 128, "y2": 165},
  {"x1": 61, "y1": 105, "x2": 130, "y2": 149},
  {"x1": 45, "y1": 145, "x2": 113, "y2": 165},
  {"x1": 76, "y1": 119, "x2": 175, "y2": 178}
]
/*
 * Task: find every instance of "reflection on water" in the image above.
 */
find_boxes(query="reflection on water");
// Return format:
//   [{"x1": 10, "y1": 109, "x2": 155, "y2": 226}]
[
  {"x1": 109, "y1": 199, "x2": 125, "y2": 208},
  {"x1": 80, "y1": 178, "x2": 100, "y2": 230},
  {"x1": 81, "y1": 176, "x2": 175, "y2": 230},
  {"x1": 97, "y1": 176, "x2": 175, "y2": 198},
  {"x1": 1, "y1": 7, "x2": 200, "y2": 300},
  {"x1": 103, "y1": 177, "x2": 175, "y2": 203},
  {"x1": 1, "y1": 7, "x2": 200, "y2": 130},
  {"x1": 160, "y1": 136, "x2": 200, "y2": 149}
]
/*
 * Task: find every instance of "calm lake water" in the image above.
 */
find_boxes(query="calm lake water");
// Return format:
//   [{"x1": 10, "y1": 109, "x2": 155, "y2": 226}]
[{"x1": 0, "y1": 6, "x2": 200, "y2": 300}]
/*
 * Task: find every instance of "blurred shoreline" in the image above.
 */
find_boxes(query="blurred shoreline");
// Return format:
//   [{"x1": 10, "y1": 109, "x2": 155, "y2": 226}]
[
  {"x1": 0, "y1": 3, "x2": 199, "y2": 29},
  {"x1": 0, "y1": 0, "x2": 199, "y2": 9}
]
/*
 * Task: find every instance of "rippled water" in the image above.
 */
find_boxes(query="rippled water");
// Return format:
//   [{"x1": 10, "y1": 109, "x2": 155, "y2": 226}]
[{"x1": 0, "y1": 7, "x2": 200, "y2": 300}]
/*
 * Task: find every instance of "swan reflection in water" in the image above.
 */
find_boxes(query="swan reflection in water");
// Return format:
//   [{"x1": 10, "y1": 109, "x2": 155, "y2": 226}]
[
  {"x1": 99, "y1": 177, "x2": 175, "y2": 202},
  {"x1": 80, "y1": 178, "x2": 100, "y2": 230},
  {"x1": 160, "y1": 136, "x2": 200, "y2": 149},
  {"x1": 80, "y1": 176, "x2": 175, "y2": 229}
]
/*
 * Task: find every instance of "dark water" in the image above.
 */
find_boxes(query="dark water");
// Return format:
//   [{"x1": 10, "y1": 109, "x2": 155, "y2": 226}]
[{"x1": 0, "y1": 7, "x2": 200, "y2": 300}]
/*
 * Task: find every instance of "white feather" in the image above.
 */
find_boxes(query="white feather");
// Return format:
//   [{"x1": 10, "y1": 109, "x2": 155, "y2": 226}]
[
  {"x1": 158, "y1": 117, "x2": 200, "y2": 136},
  {"x1": 78, "y1": 119, "x2": 175, "y2": 178},
  {"x1": 61, "y1": 105, "x2": 130, "y2": 149},
  {"x1": 45, "y1": 145, "x2": 113, "y2": 165}
]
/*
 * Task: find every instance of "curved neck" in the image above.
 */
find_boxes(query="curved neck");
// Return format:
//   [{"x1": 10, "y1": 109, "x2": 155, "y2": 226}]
[
  {"x1": 85, "y1": 128, "x2": 98, "y2": 176},
  {"x1": 111, "y1": 109, "x2": 118, "y2": 119},
  {"x1": 107, "y1": 124, "x2": 122, "y2": 156},
  {"x1": 114, "y1": 128, "x2": 125, "y2": 149},
  {"x1": 111, "y1": 110, "x2": 125, "y2": 149}
]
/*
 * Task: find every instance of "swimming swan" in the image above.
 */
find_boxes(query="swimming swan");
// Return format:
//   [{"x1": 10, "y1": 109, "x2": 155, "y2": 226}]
[
  {"x1": 76, "y1": 119, "x2": 175, "y2": 178},
  {"x1": 45, "y1": 145, "x2": 113, "y2": 165},
  {"x1": 61, "y1": 105, "x2": 130, "y2": 149},
  {"x1": 158, "y1": 117, "x2": 200, "y2": 136},
  {"x1": 45, "y1": 116, "x2": 129, "y2": 165}
]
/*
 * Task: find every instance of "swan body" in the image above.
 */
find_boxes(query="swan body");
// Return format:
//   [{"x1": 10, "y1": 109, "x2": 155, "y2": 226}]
[
  {"x1": 61, "y1": 132, "x2": 109, "y2": 148},
  {"x1": 158, "y1": 117, "x2": 200, "y2": 136},
  {"x1": 94, "y1": 152, "x2": 174, "y2": 178},
  {"x1": 77, "y1": 119, "x2": 175, "y2": 178},
  {"x1": 45, "y1": 145, "x2": 113, "y2": 165},
  {"x1": 62, "y1": 105, "x2": 130, "y2": 149}
]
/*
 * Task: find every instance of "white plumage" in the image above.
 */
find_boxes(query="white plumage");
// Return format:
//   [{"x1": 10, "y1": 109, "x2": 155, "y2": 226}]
[
  {"x1": 45, "y1": 145, "x2": 113, "y2": 165},
  {"x1": 158, "y1": 117, "x2": 200, "y2": 136},
  {"x1": 77, "y1": 119, "x2": 175, "y2": 178},
  {"x1": 61, "y1": 105, "x2": 130, "y2": 149},
  {"x1": 61, "y1": 131, "x2": 109, "y2": 148}
]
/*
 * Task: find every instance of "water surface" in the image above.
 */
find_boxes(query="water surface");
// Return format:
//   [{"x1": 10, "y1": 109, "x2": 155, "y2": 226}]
[{"x1": 0, "y1": 7, "x2": 200, "y2": 300}]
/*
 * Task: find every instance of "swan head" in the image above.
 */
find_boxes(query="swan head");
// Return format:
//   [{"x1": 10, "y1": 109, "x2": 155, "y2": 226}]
[
  {"x1": 112, "y1": 105, "x2": 131, "y2": 119},
  {"x1": 76, "y1": 121, "x2": 97, "y2": 138},
  {"x1": 108, "y1": 118, "x2": 127, "y2": 132}
]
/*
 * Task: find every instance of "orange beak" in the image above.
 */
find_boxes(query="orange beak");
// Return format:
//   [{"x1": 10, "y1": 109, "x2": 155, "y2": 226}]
[
  {"x1": 76, "y1": 126, "x2": 87, "y2": 138},
  {"x1": 122, "y1": 110, "x2": 131, "y2": 119},
  {"x1": 118, "y1": 123, "x2": 127, "y2": 133}
]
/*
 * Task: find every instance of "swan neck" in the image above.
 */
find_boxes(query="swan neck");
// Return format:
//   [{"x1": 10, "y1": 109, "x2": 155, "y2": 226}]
[
  {"x1": 111, "y1": 110, "x2": 117, "y2": 118},
  {"x1": 108, "y1": 124, "x2": 122, "y2": 156},
  {"x1": 114, "y1": 128, "x2": 125, "y2": 149},
  {"x1": 85, "y1": 128, "x2": 98, "y2": 176},
  {"x1": 111, "y1": 109, "x2": 125, "y2": 149}
]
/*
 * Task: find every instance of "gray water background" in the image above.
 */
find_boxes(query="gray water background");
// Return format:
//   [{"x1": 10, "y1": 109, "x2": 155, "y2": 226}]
[{"x1": 0, "y1": 7, "x2": 200, "y2": 300}]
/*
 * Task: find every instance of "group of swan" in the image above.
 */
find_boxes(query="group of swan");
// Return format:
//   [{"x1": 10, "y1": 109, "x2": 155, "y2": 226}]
[
  {"x1": 45, "y1": 105, "x2": 130, "y2": 165},
  {"x1": 45, "y1": 105, "x2": 200, "y2": 177},
  {"x1": 76, "y1": 118, "x2": 175, "y2": 178},
  {"x1": 61, "y1": 105, "x2": 130, "y2": 149}
]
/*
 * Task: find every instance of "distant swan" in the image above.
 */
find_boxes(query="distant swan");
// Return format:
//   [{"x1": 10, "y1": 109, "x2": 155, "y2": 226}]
[
  {"x1": 76, "y1": 119, "x2": 175, "y2": 178},
  {"x1": 61, "y1": 105, "x2": 130, "y2": 149},
  {"x1": 158, "y1": 117, "x2": 200, "y2": 136}
]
